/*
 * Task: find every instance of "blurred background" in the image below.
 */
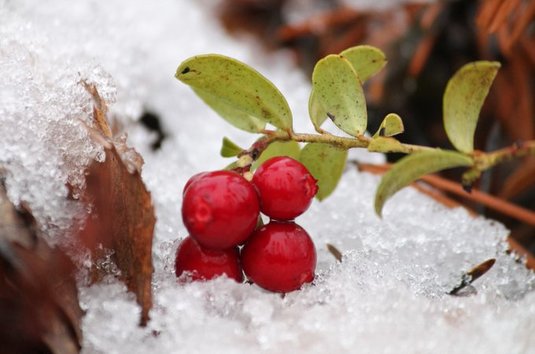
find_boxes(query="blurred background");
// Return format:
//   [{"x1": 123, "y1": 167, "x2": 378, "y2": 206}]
[{"x1": 211, "y1": 0, "x2": 534, "y2": 256}]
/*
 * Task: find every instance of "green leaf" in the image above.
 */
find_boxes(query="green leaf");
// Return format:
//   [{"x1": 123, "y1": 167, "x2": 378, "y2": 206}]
[
  {"x1": 309, "y1": 47, "x2": 384, "y2": 131},
  {"x1": 368, "y1": 136, "x2": 404, "y2": 153},
  {"x1": 192, "y1": 87, "x2": 265, "y2": 132},
  {"x1": 311, "y1": 55, "x2": 367, "y2": 136},
  {"x1": 299, "y1": 143, "x2": 348, "y2": 201},
  {"x1": 176, "y1": 54, "x2": 293, "y2": 132},
  {"x1": 443, "y1": 61, "x2": 500, "y2": 153},
  {"x1": 340, "y1": 45, "x2": 387, "y2": 82},
  {"x1": 220, "y1": 137, "x2": 244, "y2": 158},
  {"x1": 252, "y1": 140, "x2": 301, "y2": 170},
  {"x1": 374, "y1": 113, "x2": 404, "y2": 137},
  {"x1": 223, "y1": 161, "x2": 239, "y2": 170},
  {"x1": 374, "y1": 150, "x2": 473, "y2": 217},
  {"x1": 308, "y1": 89, "x2": 327, "y2": 133}
]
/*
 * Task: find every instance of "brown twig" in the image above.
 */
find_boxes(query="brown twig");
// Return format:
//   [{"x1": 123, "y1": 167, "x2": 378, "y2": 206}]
[
  {"x1": 356, "y1": 162, "x2": 535, "y2": 269},
  {"x1": 357, "y1": 162, "x2": 535, "y2": 226},
  {"x1": 508, "y1": 237, "x2": 535, "y2": 269}
]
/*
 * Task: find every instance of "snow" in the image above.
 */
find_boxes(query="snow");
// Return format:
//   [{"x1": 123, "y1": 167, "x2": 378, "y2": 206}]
[{"x1": 1, "y1": 0, "x2": 534, "y2": 353}]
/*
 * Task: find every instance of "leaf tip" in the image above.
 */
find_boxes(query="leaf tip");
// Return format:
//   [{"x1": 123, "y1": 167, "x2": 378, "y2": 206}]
[
  {"x1": 375, "y1": 206, "x2": 384, "y2": 219},
  {"x1": 374, "y1": 195, "x2": 384, "y2": 218},
  {"x1": 220, "y1": 136, "x2": 243, "y2": 158}
]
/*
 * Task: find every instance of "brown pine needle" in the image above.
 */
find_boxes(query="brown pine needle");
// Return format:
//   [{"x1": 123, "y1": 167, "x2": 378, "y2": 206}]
[
  {"x1": 476, "y1": 0, "x2": 502, "y2": 30},
  {"x1": 326, "y1": 243, "x2": 343, "y2": 262},
  {"x1": 488, "y1": 0, "x2": 521, "y2": 33},
  {"x1": 356, "y1": 163, "x2": 535, "y2": 226},
  {"x1": 449, "y1": 258, "x2": 496, "y2": 295},
  {"x1": 509, "y1": 0, "x2": 535, "y2": 49},
  {"x1": 420, "y1": 1, "x2": 444, "y2": 29},
  {"x1": 408, "y1": 34, "x2": 436, "y2": 77}
]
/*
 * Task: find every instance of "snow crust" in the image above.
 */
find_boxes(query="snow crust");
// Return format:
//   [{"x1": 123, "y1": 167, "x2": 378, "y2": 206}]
[{"x1": 1, "y1": 0, "x2": 534, "y2": 353}]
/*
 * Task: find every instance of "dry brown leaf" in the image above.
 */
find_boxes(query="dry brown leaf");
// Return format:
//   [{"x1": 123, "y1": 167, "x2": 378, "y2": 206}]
[
  {"x1": 76, "y1": 84, "x2": 155, "y2": 326},
  {"x1": 0, "y1": 181, "x2": 82, "y2": 354},
  {"x1": 81, "y1": 80, "x2": 112, "y2": 138},
  {"x1": 449, "y1": 258, "x2": 496, "y2": 295}
]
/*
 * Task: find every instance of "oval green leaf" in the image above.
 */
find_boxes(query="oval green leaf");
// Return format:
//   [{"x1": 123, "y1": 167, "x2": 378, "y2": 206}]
[
  {"x1": 312, "y1": 55, "x2": 367, "y2": 136},
  {"x1": 340, "y1": 45, "x2": 387, "y2": 82},
  {"x1": 374, "y1": 150, "x2": 473, "y2": 217},
  {"x1": 252, "y1": 140, "x2": 301, "y2": 170},
  {"x1": 299, "y1": 143, "x2": 348, "y2": 201},
  {"x1": 192, "y1": 87, "x2": 265, "y2": 132},
  {"x1": 220, "y1": 137, "x2": 244, "y2": 158},
  {"x1": 177, "y1": 54, "x2": 293, "y2": 132},
  {"x1": 309, "y1": 46, "x2": 384, "y2": 131},
  {"x1": 374, "y1": 113, "x2": 404, "y2": 137},
  {"x1": 308, "y1": 89, "x2": 327, "y2": 133},
  {"x1": 443, "y1": 61, "x2": 500, "y2": 153},
  {"x1": 368, "y1": 136, "x2": 404, "y2": 153}
]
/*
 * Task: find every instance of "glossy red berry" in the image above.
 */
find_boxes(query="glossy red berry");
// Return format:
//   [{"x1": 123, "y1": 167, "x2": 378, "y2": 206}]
[
  {"x1": 175, "y1": 236, "x2": 243, "y2": 282},
  {"x1": 182, "y1": 171, "x2": 208, "y2": 196},
  {"x1": 252, "y1": 156, "x2": 318, "y2": 220},
  {"x1": 241, "y1": 221, "x2": 316, "y2": 293},
  {"x1": 182, "y1": 170, "x2": 260, "y2": 249}
]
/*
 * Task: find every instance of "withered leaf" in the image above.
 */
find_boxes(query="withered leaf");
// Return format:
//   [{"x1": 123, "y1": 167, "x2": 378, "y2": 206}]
[
  {"x1": 77, "y1": 83, "x2": 155, "y2": 325},
  {"x1": 326, "y1": 243, "x2": 343, "y2": 263},
  {"x1": 0, "y1": 180, "x2": 82, "y2": 354},
  {"x1": 449, "y1": 258, "x2": 496, "y2": 296}
]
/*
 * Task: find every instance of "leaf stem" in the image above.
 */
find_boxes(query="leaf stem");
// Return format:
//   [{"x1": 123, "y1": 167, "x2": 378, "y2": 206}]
[
  {"x1": 461, "y1": 140, "x2": 535, "y2": 188},
  {"x1": 241, "y1": 129, "x2": 434, "y2": 163},
  {"x1": 476, "y1": 140, "x2": 535, "y2": 170},
  {"x1": 289, "y1": 132, "x2": 369, "y2": 149},
  {"x1": 240, "y1": 130, "x2": 535, "y2": 187}
]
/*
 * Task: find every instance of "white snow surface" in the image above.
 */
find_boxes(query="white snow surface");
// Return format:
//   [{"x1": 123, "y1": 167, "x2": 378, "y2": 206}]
[{"x1": 1, "y1": 1, "x2": 534, "y2": 353}]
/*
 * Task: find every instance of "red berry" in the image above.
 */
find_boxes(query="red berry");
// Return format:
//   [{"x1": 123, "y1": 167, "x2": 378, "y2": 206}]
[
  {"x1": 241, "y1": 221, "x2": 316, "y2": 293},
  {"x1": 182, "y1": 170, "x2": 260, "y2": 249},
  {"x1": 182, "y1": 172, "x2": 208, "y2": 195},
  {"x1": 175, "y1": 236, "x2": 243, "y2": 282},
  {"x1": 252, "y1": 156, "x2": 318, "y2": 220}
]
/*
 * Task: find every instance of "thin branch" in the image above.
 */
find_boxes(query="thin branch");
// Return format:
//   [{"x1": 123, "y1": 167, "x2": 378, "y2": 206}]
[
  {"x1": 240, "y1": 130, "x2": 435, "y2": 163},
  {"x1": 357, "y1": 162, "x2": 535, "y2": 227},
  {"x1": 478, "y1": 140, "x2": 535, "y2": 170}
]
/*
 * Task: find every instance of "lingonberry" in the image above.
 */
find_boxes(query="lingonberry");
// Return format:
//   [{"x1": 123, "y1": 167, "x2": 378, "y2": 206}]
[
  {"x1": 175, "y1": 236, "x2": 243, "y2": 282},
  {"x1": 252, "y1": 156, "x2": 318, "y2": 220},
  {"x1": 182, "y1": 171, "x2": 208, "y2": 195},
  {"x1": 182, "y1": 170, "x2": 260, "y2": 249},
  {"x1": 241, "y1": 221, "x2": 316, "y2": 293}
]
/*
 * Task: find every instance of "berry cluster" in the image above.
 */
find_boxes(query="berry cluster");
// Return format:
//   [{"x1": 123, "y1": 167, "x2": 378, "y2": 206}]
[{"x1": 175, "y1": 156, "x2": 318, "y2": 293}]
